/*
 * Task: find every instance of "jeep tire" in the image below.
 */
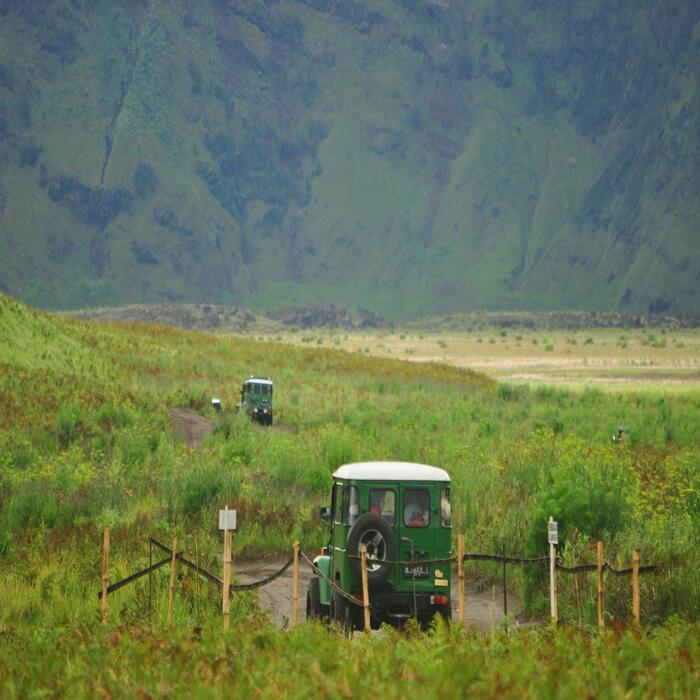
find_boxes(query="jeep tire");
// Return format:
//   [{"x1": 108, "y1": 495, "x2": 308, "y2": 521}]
[
  {"x1": 329, "y1": 587, "x2": 352, "y2": 634},
  {"x1": 346, "y1": 513, "x2": 396, "y2": 585},
  {"x1": 306, "y1": 576, "x2": 322, "y2": 621},
  {"x1": 419, "y1": 603, "x2": 451, "y2": 630}
]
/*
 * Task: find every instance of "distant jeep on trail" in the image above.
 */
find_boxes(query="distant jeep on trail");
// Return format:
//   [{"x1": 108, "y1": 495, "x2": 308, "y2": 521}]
[
  {"x1": 238, "y1": 376, "x2": 273, "y2": 425},
  {"x1": 307, "y1": 461, "x2": 452, "y2": 630}
]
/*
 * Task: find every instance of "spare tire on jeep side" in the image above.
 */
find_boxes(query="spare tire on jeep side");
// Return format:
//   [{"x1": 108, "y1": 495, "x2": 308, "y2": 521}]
[{"x1": 346, "y1": 513, "x2": 396, "y2": 585}]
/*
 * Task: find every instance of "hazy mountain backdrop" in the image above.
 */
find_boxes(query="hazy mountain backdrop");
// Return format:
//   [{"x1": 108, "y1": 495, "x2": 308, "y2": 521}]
[{"x1": 0, "y1": 0, "x2": 698, "y2": 320}]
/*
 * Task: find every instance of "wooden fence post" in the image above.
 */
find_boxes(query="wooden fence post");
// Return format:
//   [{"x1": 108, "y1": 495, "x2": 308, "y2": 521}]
[
  {"x1": 291, "y1": 541, "x2": 300, "y2": 627},
  {"x1": 632, "y1": 548, "x2": 640, "y2": 625},
  {"x1": 222, "y1": 530, "x2": 232, "y2": 630},
  {"x1": 167, "y1": 537, "x2": 177, "y2": 626},
  {"x1": 457, "y1": 534, "x2": 465, "y2": 626},
  {"x1": 101, "y1": 526, "x2": 110, "y2": 625},
  {"x1": 549, "y1": 536, "x2": 558, "y2": 624},
  {"x1": 359, "y1": 544, "x2": 371, "y2": 633},
  {"x1": 597, "y1": 540, "x2": 605, "y2": 630}
]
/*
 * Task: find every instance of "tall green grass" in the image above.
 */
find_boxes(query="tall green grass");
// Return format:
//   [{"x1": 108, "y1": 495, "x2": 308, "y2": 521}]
[{"x1": 2, "y1": 293, "x2": 700, "y2": 630}]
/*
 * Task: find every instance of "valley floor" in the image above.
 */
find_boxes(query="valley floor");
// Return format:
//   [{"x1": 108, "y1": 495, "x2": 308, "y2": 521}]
[{"x1": 270, "y1": 327, "x2": 700, "y2": 392}]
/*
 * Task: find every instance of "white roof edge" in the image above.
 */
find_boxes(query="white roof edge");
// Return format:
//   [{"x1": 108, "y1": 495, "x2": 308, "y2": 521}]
[
  {"x1": 244, "y1": 378, "x2": 273, "y2": 384},
  {"x1": 333, "y1": 462, "x2": 450, "y2": 482}
]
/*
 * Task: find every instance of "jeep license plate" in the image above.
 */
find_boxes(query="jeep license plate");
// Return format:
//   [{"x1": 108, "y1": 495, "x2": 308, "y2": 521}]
[{"x1": 403, "y1": 564, "x2": 429, "y2": 578}]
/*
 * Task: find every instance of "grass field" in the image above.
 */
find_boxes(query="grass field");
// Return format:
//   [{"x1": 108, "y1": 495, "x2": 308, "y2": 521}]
[
  {"x1": 275, "y1": 327, "x2": 700, "y2": 391},
  {"x1": 2, "y1": 294, "x2": 700, "y2": 696}
]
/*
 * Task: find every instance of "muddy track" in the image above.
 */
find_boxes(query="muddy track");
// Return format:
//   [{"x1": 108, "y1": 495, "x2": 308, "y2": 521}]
[
  {"x1": 170, "y1": 407, "x2": 216, "y2": 447},
  {"x1": 170, "y1": 408, "x2": 293, "y2": 447},
  {"x1": 235, "y1": 557, "x2": 527, "y2": 631}
]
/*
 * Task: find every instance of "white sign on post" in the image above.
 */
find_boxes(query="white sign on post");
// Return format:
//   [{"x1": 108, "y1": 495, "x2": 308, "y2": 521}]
[
  {"x1": 219, "y1": 506, "x2": 237, "y2": 531},
  {"x1": 548, "y1": 517, "x2": 558, "y2": 545}
]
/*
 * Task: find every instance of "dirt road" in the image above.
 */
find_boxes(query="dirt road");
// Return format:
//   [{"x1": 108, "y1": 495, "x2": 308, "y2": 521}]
[
  {"x1": 235, "y1": 557, "x2": 525, "y2": 631},
  {"x1": 170, "y1": 407, "x2": 216, "y2": 447}
]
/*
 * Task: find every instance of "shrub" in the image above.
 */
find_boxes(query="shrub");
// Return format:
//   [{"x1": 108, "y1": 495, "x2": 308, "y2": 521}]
[
  {"x1": 179, "y1": 459, "x2": 239, "y2": 519},
  {"x1": 522, "y1": 446, "x2": 634, "y2": 616},
  {"x1": 54, "y1": 402, "x2": 88, "y2": 448},
  {"x1": 496, "y1": 383, "x2": 528, "y2": 402}
]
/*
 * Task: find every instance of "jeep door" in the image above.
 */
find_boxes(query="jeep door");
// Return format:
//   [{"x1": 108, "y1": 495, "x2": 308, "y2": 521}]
[{"x1": 397, "y1": 484, "x2": 434, "y2": 587}]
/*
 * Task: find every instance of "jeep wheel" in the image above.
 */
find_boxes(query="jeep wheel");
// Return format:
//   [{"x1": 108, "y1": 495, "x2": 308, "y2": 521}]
[
  {"x1": 306, "y1": 576, "x2": 322, "y2": 621},
  {"x1": 329, "y1": 587, "x2": 352, "y2": 635},
  {"x1": 419, "y1": 604, "x2": 451, "y2": 630},
  {"x1": 347, "y1": 513, "x2": 396, "y2": 585}
]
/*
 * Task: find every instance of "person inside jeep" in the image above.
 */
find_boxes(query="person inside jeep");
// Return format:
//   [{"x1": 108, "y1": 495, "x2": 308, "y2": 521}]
[
  {"x1": 404, "y1": 490, "x2": 429, "y2": 527},
  {"x1": 370, "y1": 489, "x2": 395, "y2": 525}
]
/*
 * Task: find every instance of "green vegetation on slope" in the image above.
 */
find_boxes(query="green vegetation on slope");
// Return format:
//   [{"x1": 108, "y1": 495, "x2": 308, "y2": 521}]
[
  {"x1": 2, "y1": 293, "x2": 700, "y2": 694},
  {"x1": 2, "y1": 292, "x2": 700, "y2": 623},
  {"x1": 0, "y1": 2, "x2": 698, "y2": 318}
]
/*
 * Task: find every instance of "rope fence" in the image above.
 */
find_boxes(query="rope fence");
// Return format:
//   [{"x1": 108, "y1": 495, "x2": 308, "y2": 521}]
[
  {"x1": 150, "y1": 537, "x2": 295, "y2": 592},
  {"x1": 300, "y1": 550, "x2": 364, "y2": 607},
  {"x1": 345, "y1": 551, "x2": 655, "y2": 574},
  {"x1": 97, "y1": 527, "x2": 659, "y2": 631}
]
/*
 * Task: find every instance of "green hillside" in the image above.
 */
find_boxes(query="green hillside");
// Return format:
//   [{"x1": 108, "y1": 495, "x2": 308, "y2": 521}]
[{"x1": 0, "y1": 1, "x2": 698, "y2": 318}]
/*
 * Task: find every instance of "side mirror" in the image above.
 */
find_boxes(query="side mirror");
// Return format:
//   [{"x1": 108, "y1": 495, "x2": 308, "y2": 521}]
[{"x1": 319, "y1": 507, "x2": 331, "y2": 521}]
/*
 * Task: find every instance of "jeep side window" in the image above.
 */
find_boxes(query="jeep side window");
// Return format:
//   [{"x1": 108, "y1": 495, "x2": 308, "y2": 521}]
[
  {"x1": 369, "y1": 489, "x2": 395, "y2": 526},
  {"x1": 254, "y1": 384, "x2": 260, "y2": 394},
  {"x1": 440, "y1": 488, "x2": 452, "y2": 528},
  {"x1": 343, "y1": 486, "x2": 359, "y2": 525},
  {"x1": 332, "y1": 483, "x2": 343, "y2": 524},
  {"x1": 403, "y1": 489, "x2": 429, "y2": 527}
]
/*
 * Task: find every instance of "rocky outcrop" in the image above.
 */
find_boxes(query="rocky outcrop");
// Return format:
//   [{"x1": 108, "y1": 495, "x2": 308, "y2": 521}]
[{"x1": 268, "y1": 305, "x2": 387, "y2": 329}]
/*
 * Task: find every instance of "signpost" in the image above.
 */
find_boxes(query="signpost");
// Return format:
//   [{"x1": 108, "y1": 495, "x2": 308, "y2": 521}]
[
  {"x1": 548, "y1": 517, "x2": 558, "y2": 624},
  {"x1": 219, "y1": 506, "x2": 237, "y2": 630}
]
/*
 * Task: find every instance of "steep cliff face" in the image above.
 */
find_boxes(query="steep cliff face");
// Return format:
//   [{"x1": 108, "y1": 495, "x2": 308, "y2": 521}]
[{"x1": 0, "y1": 0, "x2": 698, "y2": 319}]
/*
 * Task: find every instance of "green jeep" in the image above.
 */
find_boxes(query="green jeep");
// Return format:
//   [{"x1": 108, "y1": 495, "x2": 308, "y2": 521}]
[
  {"x1": 238, "y1": 377, "x2": 273, "y2": 425},
  {"x1": 307, "y1": 461, "x2": 452, "y2": 630}
]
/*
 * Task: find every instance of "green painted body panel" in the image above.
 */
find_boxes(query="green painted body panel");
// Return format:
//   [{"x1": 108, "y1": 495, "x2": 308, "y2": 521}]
[
  {"x1": 314, "y1": 555, "x2": 332, "y2": 607},
  {"x1": 327, "y1": 478, "x2": 452, "y2": 597}
]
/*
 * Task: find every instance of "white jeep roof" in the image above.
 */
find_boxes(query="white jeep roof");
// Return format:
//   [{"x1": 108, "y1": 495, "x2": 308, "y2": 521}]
[
  {"x1": 244, "y1": 378, "x2": 273, "y2": 385},
  {"x1": 333, "y1": 462, "x2": 450, "y2": 482}
]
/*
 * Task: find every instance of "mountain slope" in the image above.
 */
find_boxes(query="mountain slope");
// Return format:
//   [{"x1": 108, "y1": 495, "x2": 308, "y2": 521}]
[{"x1": 0, "y1": 0, "x2": 698, "y2": 319}]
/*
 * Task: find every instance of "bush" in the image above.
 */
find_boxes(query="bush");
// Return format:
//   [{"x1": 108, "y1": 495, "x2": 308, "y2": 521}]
[
  {"x1": 496, "y1": 383, "x2": 528, "y2": 402},
  {"x1": 179, "y1": 459, "x2": 239, "y2": 519},
  {"x1": 522, "y1": 443, "x2": 634, "y2": 616},
  {"x1": 54, "y1": 402, "x2": 88, "y2": 448}
]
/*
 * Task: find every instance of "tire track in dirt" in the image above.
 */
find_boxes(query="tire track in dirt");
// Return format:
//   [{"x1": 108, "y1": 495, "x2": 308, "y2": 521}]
[{"x1": 170, "y1": 407, "x2": 216, "y2": 447}]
